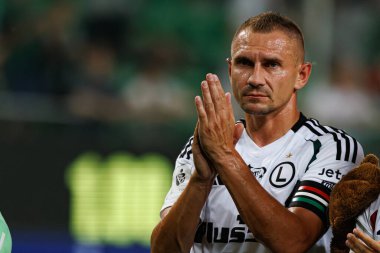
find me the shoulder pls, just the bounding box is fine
[295,115,364,164]
[178,136,194,161]
[174,136,195,178]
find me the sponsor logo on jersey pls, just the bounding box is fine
[248,164,267,180]
[269,162,295,188]
[318,168,343,180]
[194,215,257,244]
[321,180,335,190]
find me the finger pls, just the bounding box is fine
[354,228,380,251]
[200,80,216,121]
[192,122,206,159]
[213,73,227,99]
[225,92,236,123]
[195,95,208,127]
[192,122,214,183]
[193,121,199,141]
[206,73,226,115]
[347,233,372,253]
[233,122,244,146]
[192,122,200,152]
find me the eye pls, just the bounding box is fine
[235,57,254,67]
[264,60,280,68]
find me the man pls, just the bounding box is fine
[151,12,364,252]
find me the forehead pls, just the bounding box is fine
[231,29,298,59]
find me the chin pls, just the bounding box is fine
[242,105,274,116]
[244,108,271,116]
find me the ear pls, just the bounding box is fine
[361,154,379,166]
[226,57,233,88]
[294,62,312,90]
[227,57,232,79]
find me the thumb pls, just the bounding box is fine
[233,122,244,146]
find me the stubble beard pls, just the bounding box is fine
[241,102,275,116]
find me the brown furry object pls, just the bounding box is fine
[329,154,380,253]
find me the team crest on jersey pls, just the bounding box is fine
[176,169,186,186]
[248,164,267,180]
[269,162,295,188]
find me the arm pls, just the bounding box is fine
[151,86,245,253]
[347,228,380,253]
[194,73,324,252]
[211,150,323,252]
[150,123,215,253]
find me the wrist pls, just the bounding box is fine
[207,148,236,167]
[211,149,241,173]
[191,171,215,187]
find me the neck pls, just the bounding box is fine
[245,97,300,147]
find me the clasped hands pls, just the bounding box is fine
[192,73,243,183]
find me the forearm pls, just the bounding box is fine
[151,173,213,253]
[214,151,319,252]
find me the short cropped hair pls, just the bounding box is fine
[232,12,305,62]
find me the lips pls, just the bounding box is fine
[244,93,267,97]
[242,91,269,100]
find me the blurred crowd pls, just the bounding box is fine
[0,0,379,131]
[0,0,230,124]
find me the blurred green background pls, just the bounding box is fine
[0,0,379,252]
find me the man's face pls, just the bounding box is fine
[229,29,306,115]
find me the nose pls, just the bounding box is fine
[247,65,265,87]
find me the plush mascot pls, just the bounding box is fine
[329,154,380,253]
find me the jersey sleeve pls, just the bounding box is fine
[289,135,364,227]
[160,136,195,214]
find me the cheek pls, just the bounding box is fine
[274,70,297,90]
[271,72,297,99]
[230,71,244,99]
[231,68,250,86]
[272,69,289,79]
[231,69,242,84]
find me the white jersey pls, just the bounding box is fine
[354,196,380,251]
[162,114,364,253]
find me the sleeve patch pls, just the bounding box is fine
[289,180,331,226]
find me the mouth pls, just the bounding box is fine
[243,93,268,99]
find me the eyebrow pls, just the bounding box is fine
[234,56,253,63]
[233,55,283,64]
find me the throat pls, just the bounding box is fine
[245,112,300,147]
[246,128,289,147]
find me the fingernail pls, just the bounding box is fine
[225,92,231,103]
[213,74,218,81]
[201,81,208,88]
[206,73,213,81]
